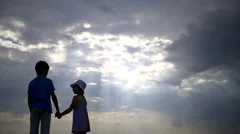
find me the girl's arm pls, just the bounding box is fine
[60,96,77,117]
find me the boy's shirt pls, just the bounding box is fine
[28,77,55,113]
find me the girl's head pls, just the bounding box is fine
[72,85,84,95]
[70,79,87,95]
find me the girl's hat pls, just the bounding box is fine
[70,79,87,92]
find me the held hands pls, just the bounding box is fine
[55,111,62,119]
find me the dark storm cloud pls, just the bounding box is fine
[97,4,116,15]
[165,9,240,72]
[184,64,240,127]
[1,0,231,45]
[142,64,240,128]
[158,5,240,127]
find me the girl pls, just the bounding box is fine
[58,80,90,134]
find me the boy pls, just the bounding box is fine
[28,61,60,134]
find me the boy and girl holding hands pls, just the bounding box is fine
[28,61,90,134]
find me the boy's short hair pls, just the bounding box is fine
[35,61,49,75]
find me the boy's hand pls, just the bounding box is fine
[55,111,61,119]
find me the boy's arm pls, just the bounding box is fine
[60,96,77,117]
[51,91,60,113]
[28,95,32,112]
[27,82,33,112]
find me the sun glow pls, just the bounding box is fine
[66,31,174,92]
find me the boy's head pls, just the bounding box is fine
[35,61,49,76]
[71,80,87,95]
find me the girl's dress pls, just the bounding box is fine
[72,95,90,133]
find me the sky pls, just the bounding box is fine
[0,0,240,133]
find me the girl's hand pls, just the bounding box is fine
[55,112,61,119]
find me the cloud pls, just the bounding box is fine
[97,4,117,15]
[90,96,104,103]
[165,9,240,73]
[175,63,240,126]
[158,8,240,128]
[1,0,228,45]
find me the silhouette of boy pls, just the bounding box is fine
[28,61,60,134]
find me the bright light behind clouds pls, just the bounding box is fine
[83,23,91,29]
[68,31,174,92]
[47,42,66,63]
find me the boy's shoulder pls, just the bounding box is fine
[29,77,37,84]
[44,77,52,81]
[29,77,53,84]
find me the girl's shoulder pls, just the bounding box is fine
[74,95,85,99]
[74,95,87,107]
